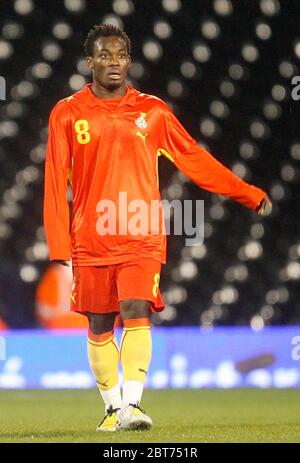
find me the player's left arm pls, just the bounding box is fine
[158,106,272,215]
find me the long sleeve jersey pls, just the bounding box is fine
[44,83,266,265]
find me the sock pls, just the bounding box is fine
[120,317,151,407]
[87,329,122,412]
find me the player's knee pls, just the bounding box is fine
[120,299,151,319]
[87,312,117,335]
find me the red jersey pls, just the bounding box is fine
[44,84,266,265]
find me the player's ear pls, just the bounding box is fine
[87,57,94,70]
[127,55,132,68]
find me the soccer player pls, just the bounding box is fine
[44,24,272,432]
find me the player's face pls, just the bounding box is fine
[87,36,131,91]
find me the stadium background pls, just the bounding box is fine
[0,0,300,391]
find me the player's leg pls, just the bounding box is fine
[118,299,153,430]
[115,258,164,430]
[120,299,151,407]
[71,266,122,432]
[87,312,122,405]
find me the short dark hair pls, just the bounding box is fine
[84,23,131,57]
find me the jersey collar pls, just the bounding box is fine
[82,83,137,108]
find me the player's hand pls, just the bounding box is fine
[52,259,71,266]
[256,195,272,216]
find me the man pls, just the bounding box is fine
[44,24,272,432]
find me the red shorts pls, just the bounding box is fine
[70,258,164,315]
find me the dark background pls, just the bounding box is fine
[0,0,299,328]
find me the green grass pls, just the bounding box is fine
[0,389,299,442]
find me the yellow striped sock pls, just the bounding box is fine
[120,318,152,384]
[87,330,120,392]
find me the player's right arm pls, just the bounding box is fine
[44,101,72,261]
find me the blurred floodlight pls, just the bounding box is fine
[209,204,225,220]
[213,0,233,16]
[77,58,90,76]
[32,62,52,79]
[224,265,248,282]
[64,0,86,12]
[102,14,124,28]
[21,166,40,183]
[162,0,181,13]
[220,80,235,98]
[0,40,13,60]
[32,242,49,260]
[286,262,300,280]
[158,305,177,321]
[167,183,183,199]
[199,117,218,138]
[213,286,238,304]
[0,121,19,139]
[52,22,73,40]
[250,223,265,239]
[36,226,46,241]
[190,244,207,260]
[239,141,259,160]
[289,244,300,259]
[201,310,214,327]
[266,288,289,304]
[250,315,264,331]
[239,241,263,260]
[228,63,244,80]
[241,43,259,63]
[0,223,12,240]
[263,100,282,120]
[30,144,46,163]
[20,264,39,283]
[180,61,197,79]
[167,79,184,98]
[165,286,187,304]
[270,183,286,201]
[290,143,300,160]
[279,61,295,79]
[113,0,134,15]
[255,22,272,40]
[201,20,220,40]
[250,119,270,139]
[153,20,172,39]
[271,84,287,101]
[179,261,198,280]
[294,40,300,59]
[14,0,34,15]
[13,81,35,99]
[260,0,280,16]
[193,43,211,63]
[260,305,274,319]
[204,223,214,238]
[142,40,163,61]
[42,42,62,61]
[210,100,229,119]
[6,102,25,118]
[281,165,297,182]
[232,162,248,179]
[2,22,24,39]
[0,203,22,219]
[69,74,86,91]
[128,62,145,79]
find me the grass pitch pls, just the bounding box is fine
[0,389,299,443]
